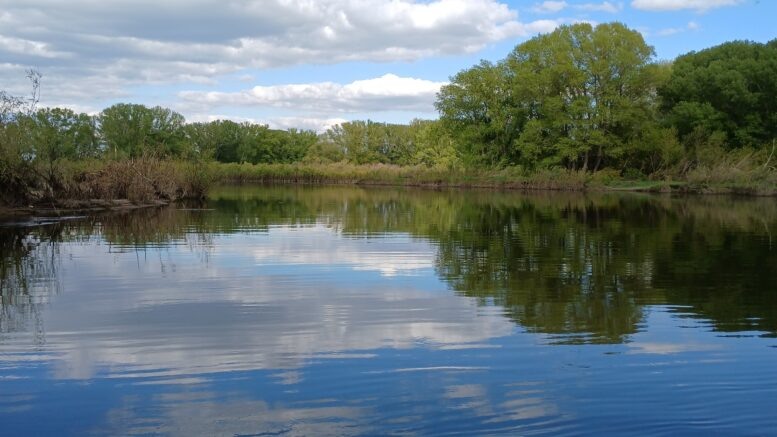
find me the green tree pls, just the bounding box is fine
[99,104,186,158]
[660,40,777,149]
[27,108,99,161]
[411,119,460,169]
[509,22,659,170]
[438,23,662,171]
[436,60,518,166]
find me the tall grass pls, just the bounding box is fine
[1,158,211,208]
[678,142,777,195]
[208,162,598,191]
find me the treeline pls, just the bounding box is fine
[2,22,777,206]
[0,102,454,167]
[0,103,320,163]
[437,23,777,177]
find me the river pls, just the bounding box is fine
[1,185,776,435]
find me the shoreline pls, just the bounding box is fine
[3,163,775,221]
[207,162,777,197]
[3,179,774,222]
[0,199,170,222]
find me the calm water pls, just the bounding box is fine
[1,186,776,436]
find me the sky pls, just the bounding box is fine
[0,0,774,132]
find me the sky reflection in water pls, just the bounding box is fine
[1,186,776,435]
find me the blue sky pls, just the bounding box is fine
[0,0,774,131]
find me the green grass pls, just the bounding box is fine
[207,162,597,191]
[5,158,777,215]
[206,161,777,196]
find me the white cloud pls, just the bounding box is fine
[653,21,703,37]
[0,0,560,105]
[268,117,349,133]
[531,1,568,13]
[577,2,624,13]
[185,114,346,133]
[0,35,70,58]
[627,342,721,355]
[531,1,622,14]
[179,74,447,115]
[656,27,683,36]
[631,0,743,12]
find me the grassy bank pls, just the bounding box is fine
[4,159,776,220]
[207,162,777,195]
[209,162,598,191]
[0,158,211,216]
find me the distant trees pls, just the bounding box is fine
[99,104,187,158]
[309,119,459,168]
[185,120,317,164]
[27,108,100,161]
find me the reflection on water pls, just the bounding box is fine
[1,186,776,435]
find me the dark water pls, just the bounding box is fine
[2,186,777,436]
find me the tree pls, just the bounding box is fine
[436,60,519,166]
[660,40,777,148]
[437,23,662,171]
[411,119,460,169]
[26,108,99,162]
[0,69,44,204]
[99,103,186,158]
[510,22,659,170]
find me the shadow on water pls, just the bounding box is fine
[2,185,776,344]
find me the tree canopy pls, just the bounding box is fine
[437,22,672,171]
[659,39,777,148]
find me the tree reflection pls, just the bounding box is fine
[0,225,63,343]
[2,186,776,343]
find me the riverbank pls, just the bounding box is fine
[0,199,170,221]
[208,162,777,196]
[3,160,775,221]
[0,158,211,219]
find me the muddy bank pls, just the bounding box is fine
[0,199,170,224]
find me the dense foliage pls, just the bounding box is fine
[438,23,776,175]
[660,40,777,149]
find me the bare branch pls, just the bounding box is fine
[25,68,43,115]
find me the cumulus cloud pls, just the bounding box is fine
[631,0,743,12]
[577,2,624,13]
[268,117,350,133]
[0,0,559,104]
[653,21,703,37]
[531,1,623,14]
[532,1,569,13]
[186,113,348,133]
[179,74,447,116]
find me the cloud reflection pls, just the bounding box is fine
[0,225,513,382]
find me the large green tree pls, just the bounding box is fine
[660,40,777,149]
[435,60,519,166]
[438,23,664,171]
[99,104,186,158]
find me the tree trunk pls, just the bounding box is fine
[593,145,603,172]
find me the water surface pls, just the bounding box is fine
[1,186,776,435]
